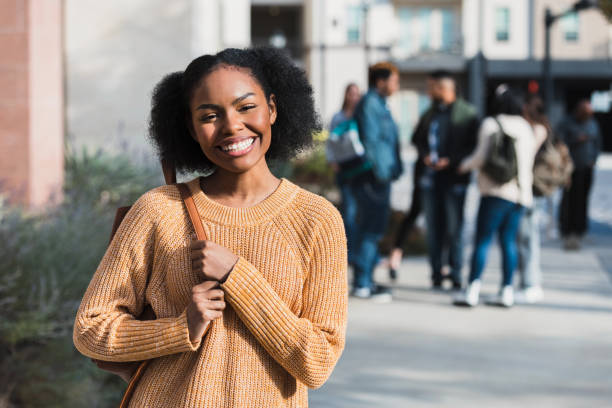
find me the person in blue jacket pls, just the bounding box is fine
[350,62,403,301]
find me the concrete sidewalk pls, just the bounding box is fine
[311,243,612,407]
[310,157,612,408]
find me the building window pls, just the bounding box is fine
[562,12,579,42]
[495,7,510,42]
[398,7,456,55]
[398,8,413,54]
[347,6,363,44]
[440,9,455,51]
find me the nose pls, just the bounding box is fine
[221,109,244,135]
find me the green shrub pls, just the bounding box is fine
[0,147,160,407]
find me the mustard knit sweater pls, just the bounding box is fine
[73,177,348,408]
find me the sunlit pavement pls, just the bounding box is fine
[310,153,612,408]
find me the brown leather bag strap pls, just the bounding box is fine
[161,158,177,185]
[177,183,207,241]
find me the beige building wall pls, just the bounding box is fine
[533,0,611,60]
[0,0,64,208]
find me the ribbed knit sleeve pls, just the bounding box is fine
[73,191,200,362]
[221,204,348,389]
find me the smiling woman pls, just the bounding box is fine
[73,47,348,408]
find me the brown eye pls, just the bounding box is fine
[239,104,256,112]
[200,113,217,122]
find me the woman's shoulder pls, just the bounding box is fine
[286,181,343,230]
[129,184,183,218]
[484,115,531,138]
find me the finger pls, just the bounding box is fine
[190,240,207,250]
[205,310,224,320]
[204,300,226,310]
[199,280,221,290]
[206,289,225,300]
[191,281,219,296]
[190,248,205,260]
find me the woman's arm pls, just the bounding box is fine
[221,207,348,389]
[458,118,494,174]
[73,191,201,362]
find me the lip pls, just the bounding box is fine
[216,136,258,157]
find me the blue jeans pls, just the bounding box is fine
[518,201,543,288]
[338,178,358,265]
[469,196,525,287]
[351,175,391,290]
[421,174,467,283]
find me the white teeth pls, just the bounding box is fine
[221,138,255,152]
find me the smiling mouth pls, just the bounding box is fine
[218,137,257,156]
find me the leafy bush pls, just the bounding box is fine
[0,148,160,407]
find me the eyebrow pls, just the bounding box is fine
[195,92,256,110]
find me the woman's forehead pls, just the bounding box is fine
[193,66,264,102]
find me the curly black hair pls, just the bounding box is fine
[148,47,321,174]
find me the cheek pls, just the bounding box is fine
[194,123,217,147]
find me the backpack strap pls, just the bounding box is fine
[160,158,205,240]
[161,158,177,185]
[177,183,207,241]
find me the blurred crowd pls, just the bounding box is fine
[326,62,602,307]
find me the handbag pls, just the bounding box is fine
[93,159,207,408]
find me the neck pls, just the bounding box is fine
[343,107,355,117]
[201,159,280,207]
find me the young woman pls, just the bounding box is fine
[73,47,348,407]
[327,83,362,265]
[454,85,545,308]
[516,94,550,303]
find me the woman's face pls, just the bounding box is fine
[346,85,361,110]
[189,66,277,174]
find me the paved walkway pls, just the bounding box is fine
[310,155,612,407]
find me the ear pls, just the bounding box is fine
[268,94,277,125]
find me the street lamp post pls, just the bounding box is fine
[542,0,598,117]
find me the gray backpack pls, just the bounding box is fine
[482,117,518,185]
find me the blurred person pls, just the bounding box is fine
[454,85,545,308]
[557,99,602,250]
[326,83,363,265]
[516,93,566,304]
[351,62,402,300]
[387,77,437,281]
[73,47,347,407]
[412,70,479,290]
[516,93,548,304]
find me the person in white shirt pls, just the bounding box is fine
[454,85,546,307]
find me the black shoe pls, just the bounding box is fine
[370,285,392,303]
[452,281,462,290]
[432,280,443,290]
[389,268,397,282]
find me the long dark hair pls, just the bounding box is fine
[148,47,321,173]
[341,83,359,111]
[492,84,525,116]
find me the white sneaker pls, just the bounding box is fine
[351,287,371,299]
[453,280,480,307]
[487,285,514,307]
[515,286,544,304]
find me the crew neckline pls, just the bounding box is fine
[185,177,299,226]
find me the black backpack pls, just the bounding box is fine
[482,117,518,185]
